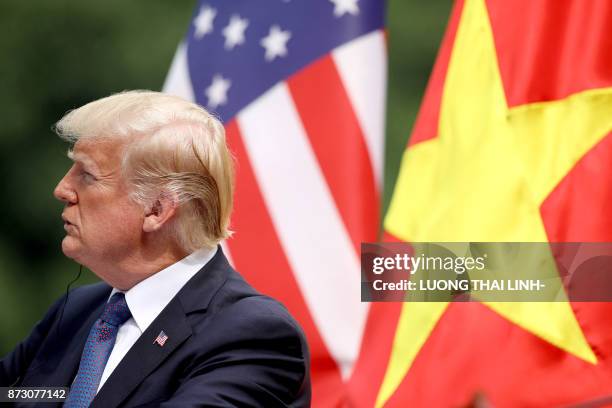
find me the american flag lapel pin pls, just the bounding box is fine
[153,330,169,347]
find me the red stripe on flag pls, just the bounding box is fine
[287,55,380,253]
[224,119,345,406]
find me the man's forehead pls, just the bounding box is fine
[69,139,125,167]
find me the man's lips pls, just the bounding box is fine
[61,215,77,230]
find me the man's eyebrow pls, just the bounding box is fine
[66,149,99,171]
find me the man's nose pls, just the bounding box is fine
[54,175,77,204]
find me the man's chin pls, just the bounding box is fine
[61,237,84,262]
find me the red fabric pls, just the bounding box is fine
[384,302,612,407]
[346,302,404,408]
[541,132,612,242]
[225,120,345,406]
[408,0,465,147]
[383,0,612,405]
[288,56,380,253]
[486,0,612,107]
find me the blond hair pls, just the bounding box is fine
[54,90,234,251]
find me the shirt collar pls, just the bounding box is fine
[110,246,217,332]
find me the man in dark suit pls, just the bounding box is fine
[0,91,310,407]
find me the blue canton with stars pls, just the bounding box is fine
[185,0,385,122]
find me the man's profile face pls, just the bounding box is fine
[54,138,145,272]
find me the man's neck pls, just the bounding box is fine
[91,243,189,291]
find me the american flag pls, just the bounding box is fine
[163,0,387,404]
[153,330,169,347]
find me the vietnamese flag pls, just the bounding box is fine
[378,0,612,406]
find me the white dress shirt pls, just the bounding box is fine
[96,246,217,392]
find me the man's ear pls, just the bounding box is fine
[143,193,178,233]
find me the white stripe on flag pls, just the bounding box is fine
[238,83,368,378]
[163,42,196,102]
[332,31,387,190]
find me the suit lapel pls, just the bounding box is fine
[175,246,232,315]
[91,248,233,407]
[91,298,192,408]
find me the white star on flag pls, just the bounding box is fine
[163,0,388,395]
[260,25,291,61]
[204,74,231,109]
[329,0,360,17]
[222,15,249,50]
[193,5,216,39]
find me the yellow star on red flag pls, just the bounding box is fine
[378,0,612,405]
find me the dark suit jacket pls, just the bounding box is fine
[1,248,311,407]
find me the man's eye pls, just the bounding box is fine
[81,171,96,182]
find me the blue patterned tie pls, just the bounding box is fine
[64,292,132,408]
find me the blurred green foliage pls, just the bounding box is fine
[0,1,451,354]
